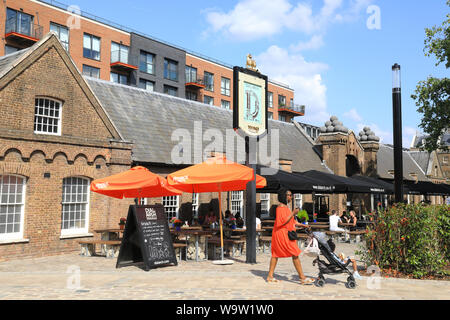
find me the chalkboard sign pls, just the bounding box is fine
[116,204,177,271]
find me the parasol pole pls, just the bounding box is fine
[218,183,224,260]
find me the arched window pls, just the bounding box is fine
[61,177,90,236]
[34,97,62,135]
[0,175,26,240]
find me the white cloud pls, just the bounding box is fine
[290,35,325,51]
[343,108,362,122]
[203,0,373,41]
[255,45,329,124]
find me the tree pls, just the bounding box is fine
[411,1,450,152]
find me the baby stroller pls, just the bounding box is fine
[305,231,357,289]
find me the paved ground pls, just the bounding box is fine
[0,241,448,300]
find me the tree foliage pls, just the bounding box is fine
[412,1,450,152]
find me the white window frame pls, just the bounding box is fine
[221,77,230,96]
[268,92,273,108]
[50,22,69,51]
[162,195,179,222]
[231,191,243,218]
[221,100,230,109]
[61,176,90,236]
[260,193,270,218]
[192,193,199,218]
[294,194,302,210]
[34,97,62,136]
[0,175,26,241]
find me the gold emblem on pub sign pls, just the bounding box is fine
[246,54,258,72]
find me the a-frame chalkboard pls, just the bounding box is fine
[116,204,177,271]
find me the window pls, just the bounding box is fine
[204,72,214,91]
[185,66,197,83]
[163,196,179,222]
[204,95,214,106]
[221,77,230,96]
[294,194,302,210]
[164,58,178,81]
[278,95,286,107]
[290,98,294,107]
[0,175,26,240]
[50,22,69,51]
[34,98,62,135]
[83,33,100,60]
[192,193,199,218]
[268,111,273,120]
[231,191,243,217]
[61,177,90,236]
[139,51,155,74]
[110,72,128,85]
[221,100,230,109]
[279,115,286,122]
[268,92,273,108]
[111,42,129,64]
[260,193,270,216]
[5,45,19,55]
[443,156,448,164]
[164,85,178,97]
[186,90,197,101]
[306,127,312,137]
[139,79,154,91]
[82,65,100,78]
[6,8,33,37]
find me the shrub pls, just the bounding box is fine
[357,203,449,278]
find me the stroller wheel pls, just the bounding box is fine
[345,280,356,289]
[315,278,325,287]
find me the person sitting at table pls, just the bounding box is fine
[224,210,234,227]
[234,212,244,228]
[341,210,349,223]
[329,210,345,232]
[204,208,217,226]
[347,210,358,231]
[255,211,261,230]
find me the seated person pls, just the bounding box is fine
[348,210,358,231]
[329,210,345,232]
[204,209,217,226]
[341,210,349,223]
[234,212,244,228]
[255,211,261,230]
[224,210,235,227]
[338,252,362,280]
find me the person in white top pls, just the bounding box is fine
[329,210,345,232]
[255,211,261,230]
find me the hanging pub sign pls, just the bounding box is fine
[233,61,268,138]
[116,204,177,271]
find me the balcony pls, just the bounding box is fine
[185,77,206,90]
[110,50,137,72]
[278,103,305,116]
[5,17,43,48]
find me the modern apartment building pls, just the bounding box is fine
[1,0,304,121]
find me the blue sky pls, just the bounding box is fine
[68,0,448,147]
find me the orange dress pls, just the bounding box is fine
[271,206,301,258]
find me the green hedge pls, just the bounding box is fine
[357,204,449,278]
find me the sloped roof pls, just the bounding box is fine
[377,144,429,181]
[409,151,431,174]
[86,77,327,172]
[0,47,32,79]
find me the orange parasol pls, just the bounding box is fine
[167,155,266,263]
[90,166,182,200]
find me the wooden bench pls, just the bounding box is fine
[172,242,188,261]
[78,240,121,258]
[208,238,246,258]
[325,230,347,242]
[259,236,272,253]
[348,230,366,243]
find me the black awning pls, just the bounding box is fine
[298,170,387,193]
[404,180,450,195]
[350,175,395,194]
[256,166,335,193]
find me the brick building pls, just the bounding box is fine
[1,0,301,121]
[0,33,133,261]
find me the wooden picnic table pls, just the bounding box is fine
[94,228,124,241]
[170,229,214,261]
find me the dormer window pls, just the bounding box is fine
[34,98,62,135]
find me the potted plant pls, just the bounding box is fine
[118,217,126,230]
[229,217,237,229]
[313,212,318,223]
[296,210,309,225]
[170,217,183,231]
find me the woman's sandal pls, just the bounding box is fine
[266,277,281,283]
[300,278,315,285]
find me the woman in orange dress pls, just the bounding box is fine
[267,188,314,284]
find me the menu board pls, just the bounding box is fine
[116,205,177,270]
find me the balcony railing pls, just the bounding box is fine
[278,103,305,115]
[110,50,137,71]
[5,17,43,42]
[185,76,205,89]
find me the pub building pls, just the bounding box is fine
[0,34,448,261]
